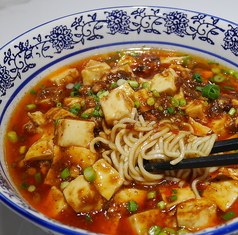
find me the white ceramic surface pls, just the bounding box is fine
[0,2,238,235]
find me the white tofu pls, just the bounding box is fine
[44,145,62,185]
[160,56,186,64]
[63,97,85,108]
[203,180,238,211]
[93,159,124,200]
[158,185,195,209]
[117,82,135,98]
[150,68,178,95]
[81,60,111,85]
[27,111,46,126]
[66,146,98,168]
[177,198,218,231]
[45,186,68,217]
[111,64,135,77]
[189,117,212,135]
[45,107,77,121]
[127,209,161,234]
[63,175,104,213]
[133,88,152,112]
[54,119,95,147]
[117,54,137,67]
[185,101,207,120]
[208,114,233,135]
[23,133,54,162]
[100,87,134,126]
[50,68,79,86]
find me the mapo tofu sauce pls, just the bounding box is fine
[5,48,238,235]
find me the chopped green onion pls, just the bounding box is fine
[28,185,36,192]
[111,82,118,88]
[178,110,186,115]
[192,73,202,83]
[148,225,161,235]
[214,74,226,83]
[130,51,138,57]
[142,82,151,89]
[56,102,62,108]
[54,118,61,126]
[167,107,175,114]
[171,97,179,107]
[228,69,235,75]
[127,200,138,212]
[20,182,29,188]
[161,227,177,235]
[35,172,42,184]
[147,191,156,199]
[61,168,70,179]
[60,181,69,190]
[69,103,81,115]
[92,94,99,102]
[152,89,160,97]
[91,110,100,117]
[97,90,109,99]
[147,97,155,106]
[85,214,93,222]
[202,84,220,99]
[228,107,236,116]
[73,82,81,90]
[30,90,37,94]
[70,91,79,97]
[222,211,236,221]
[179,98,187,106]
[117,79,127,86]
[87,90,94,96]
[223,86,235,90]
[177,229,190,234]
[19,146,26,154]
[7,131,18,143]
[211,67,221,74]
[81,113,90,118]
[83,166,96,182]
[98,109,104,117]
[234,72,238,79]
[183,56,194,68]
[157,201,166,210]
[26,104,37,110]
[157,106,163,111]
[172,189,178,194]
[195,86,203,92]
[167,195,177,202]
[134,101,140,108]
[128,80,139,88]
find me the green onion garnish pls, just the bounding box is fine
[128,80,139,88]
[192,73,203,83]
[223,86,235,90]
[228,107,236,116]
[167,107,175,114]
[83,166,96,183]
[148,225,161,235]
[214,74,226,83]
[147,97,155,106]
[222,211,236,221]
[7,131,18,143]
[202,84,220,99]
[142,82,151,89]
[127,200,138,212]
[167,195,177,202]
[171,97,179,107]
[61,168,70,179]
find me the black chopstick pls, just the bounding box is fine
[144,138,238,172]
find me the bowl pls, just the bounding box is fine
[1,6,238,235]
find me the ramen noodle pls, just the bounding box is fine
[5,48,238,234]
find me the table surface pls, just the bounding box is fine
[0,0,237,234]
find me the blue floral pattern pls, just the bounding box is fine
[223,24,238,56]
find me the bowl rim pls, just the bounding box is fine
[1,5,238,235]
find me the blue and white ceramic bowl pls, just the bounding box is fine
[0,6,238,235]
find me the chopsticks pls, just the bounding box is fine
[144,138,238,172]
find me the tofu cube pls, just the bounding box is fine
[44,186,68,217]
[150,68,178,95]
[177,198,218,231]
[100,88,134,126]
[45,107,77,121]
[185,101,206,120]
[63,175,104,213]
[127,209,161,234]
[133,88,152,112]
[23,133,54,162]
[50,68,79,86]
[203,180,238,211]
[189,117,211,135]
[63,97,85,108]
[81,60,111,85]
[158,185,195,209]
[117,82,135,98]
[109,188,147,213]
[54,119,95,147]
[111,64,135,77]
[66,146,98,168]
[93,159,124,200]
[27,111,46,126]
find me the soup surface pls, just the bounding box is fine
[5,48,238,235]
